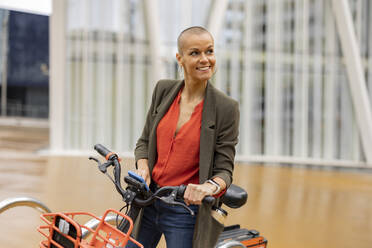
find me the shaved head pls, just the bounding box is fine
[177,26,213,54]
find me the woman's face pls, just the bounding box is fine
[176,32,216,84]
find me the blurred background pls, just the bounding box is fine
[1,0,372,247]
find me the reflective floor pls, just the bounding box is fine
[1,126,372,247]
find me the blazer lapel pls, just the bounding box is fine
[199,82,216,183]
[148,81,184,170]
[153,81,183,126]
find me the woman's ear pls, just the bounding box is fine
[176,53,182,65]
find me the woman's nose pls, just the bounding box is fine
[200,53,208,63]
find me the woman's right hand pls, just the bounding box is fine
[136,159,151,186]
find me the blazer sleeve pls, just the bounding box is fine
[134,82,159,167]
[212,100,240,187]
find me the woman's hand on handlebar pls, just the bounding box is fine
[136,159,151,186]
[183,183,216,205]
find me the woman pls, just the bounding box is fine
[130,26,240,248]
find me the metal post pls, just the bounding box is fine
[331,0,372,164]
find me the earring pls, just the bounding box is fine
[178,65,184,79]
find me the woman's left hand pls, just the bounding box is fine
[183,183,216,205]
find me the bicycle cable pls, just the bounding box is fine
[116,204,129,228]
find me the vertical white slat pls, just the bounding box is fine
[208,0,228,92]
[215,50,227,93]
[87,30,97,149]
[71,0,85,149]
[351,0,363,161]
[264,0,283,155]
[340,0,360,161]
[62,0,70,149]
[114,0,131,152]
[105,28,114,147]
[241,0,254,155]
[367,0,372,161]
[229,0,240,102]
[311,0,324,158]
[355,0,362,46]
[254,1,265,155]
[72,29,83,149]
[131,1,147,149]
[293,0,302,156]
[91,29,99,146]
[273,0,284,156]
[96,3,108,145]
[323,0,337,159]
[340,0,354,161]
[214,52,221,90]
[207,0,229,41]
[264,0,274,155]
[368,0,372,112]
[301,0,309,157]
[50,0,66,151]
[340,67,353,160]
[64,33,71,149]
[144,0,164,99]
[133,41,146,148]
[100,0,114,148]
[66,24,73,149]
[293,0,309,157]
[281,2,292,156]
[332,0,372,163]
[169,57,177,80]
[361,0,369,56]
[80,0,91,150]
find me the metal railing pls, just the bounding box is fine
[0,196,51,214]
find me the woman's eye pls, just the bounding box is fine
[207,49,214,54]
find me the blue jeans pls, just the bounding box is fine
[126,199,199,248]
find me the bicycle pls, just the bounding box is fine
[34,144,267,248]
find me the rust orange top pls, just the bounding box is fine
[152,89,204,186]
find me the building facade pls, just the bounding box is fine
[0,9,49,118]
[50,0,372,167]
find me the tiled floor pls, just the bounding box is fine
[0,125,48,247]
[1,125,372,247]
[0,125,48,156]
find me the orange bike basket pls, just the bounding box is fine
[38,209,143,248]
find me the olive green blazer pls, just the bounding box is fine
[134,79,240,247]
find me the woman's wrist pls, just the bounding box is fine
[137,159,149,169]
[136,159,151,185]
[205,179,220,195]
[211,177,226,191]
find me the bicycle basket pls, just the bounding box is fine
[38,208,143,248]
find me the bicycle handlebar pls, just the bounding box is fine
[129,183,215,207]
[94,144,112,158]
[92,144,216,214]
[93,144,124,196]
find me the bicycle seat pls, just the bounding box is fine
[221,184,248,209]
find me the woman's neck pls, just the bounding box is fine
[182,79,207,102]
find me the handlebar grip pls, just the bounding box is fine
[94,144,111,158]
[202,196,216,205]
[177,185,216,205]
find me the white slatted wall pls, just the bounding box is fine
[60,0,372,166]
